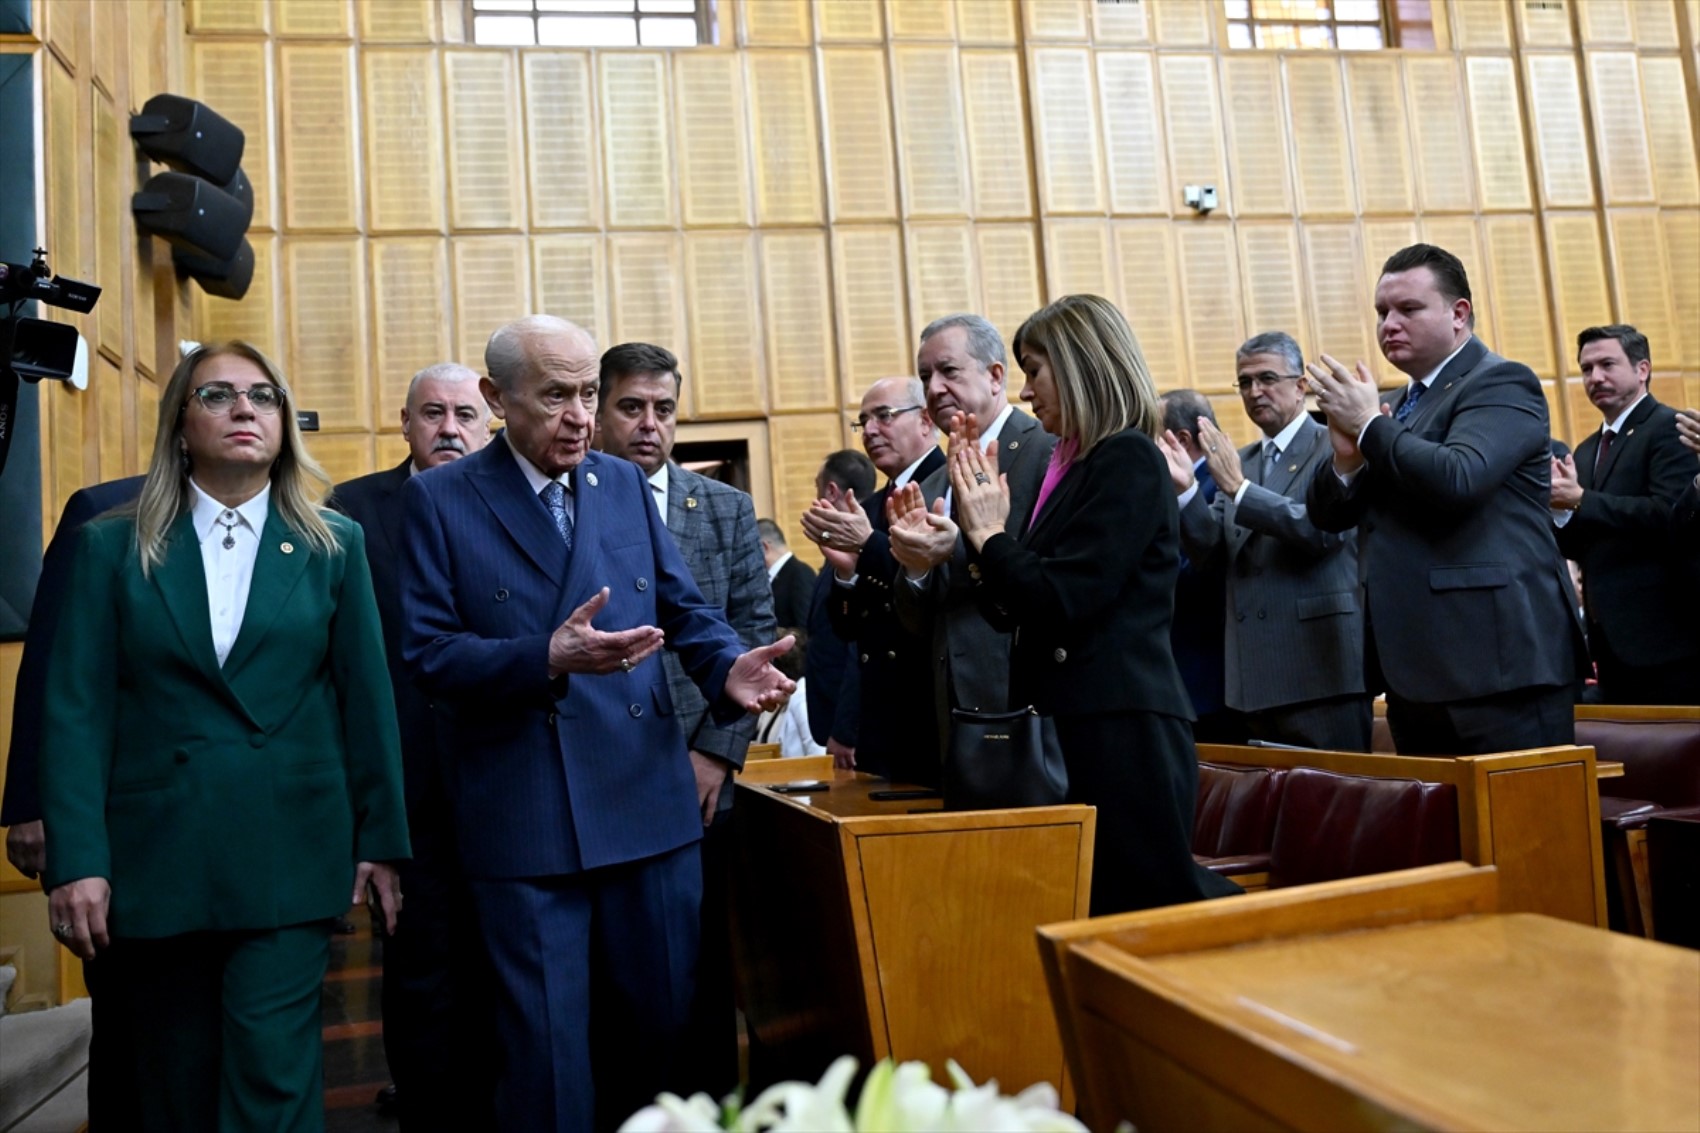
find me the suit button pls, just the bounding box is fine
[173,750,189,765]
[495,588,509,602]
[547,712,557,725]
[968,564,981,580]
[886,651,896,660]
[629,704,644,718]
[1258,610,1267,620]
[249,733,267,748]
[1053,648,1068,663]
[1237,613,1246,622]
[636,578,649,591]
[859,653,869,663]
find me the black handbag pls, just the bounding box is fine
[943,705,1068,811]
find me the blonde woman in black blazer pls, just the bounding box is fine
[906,295,1239,915]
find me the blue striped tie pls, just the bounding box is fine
[1394,381,1427,423]
[540,481,573,552]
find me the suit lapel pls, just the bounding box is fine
[469,434,571,582]
[1022,455,1089,545]
[1400,336,1488,425]
[222,508,311,678]
[152,511,229,693]
[369,460,409,563]
[554,451,606,619]
[664,462,698,551]
[1593,396,1655,489]
[1264,419,1319,497]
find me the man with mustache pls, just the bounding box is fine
[1550,326,1698,705]
[331,362,495,1126]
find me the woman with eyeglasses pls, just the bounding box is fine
[894,295,1241,915]
[38,341,408,1130]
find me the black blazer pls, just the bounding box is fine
[803,567,859,748]
[975,429,1194,721]
[2,475,145,827]
[769,553,816,630]
[1557,396,1699,668]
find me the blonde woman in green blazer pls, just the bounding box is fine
[39,341,410,1132]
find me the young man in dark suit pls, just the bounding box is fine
[1306,244,1585,755]
[758,518,815,630]
[1549,327,1699,704]
[331,362,495,1127]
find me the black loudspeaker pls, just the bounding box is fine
[128,94,245,183]
[173,240,255,301]
[131,171,253,262]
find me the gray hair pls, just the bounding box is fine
[1159,388,1215,437]
[919,313,1007,369]
[485,315,594,391]
[756,518,786,547]
[1236,331,1304,376]
[406,362,482,409]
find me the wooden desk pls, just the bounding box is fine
[1041,864,1700,1133]
[1597,759,1624,779]
[732,771,1094,1101]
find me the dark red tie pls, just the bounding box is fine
[1594,429,1614,479]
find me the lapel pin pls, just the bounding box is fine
[1444,382,1454,390]
[280,542,294,555]
[1288,464,1298,473]
[585,472,598,487]
[1626,428,1635,436]
[1009,441,1019,450]
[686,497,698,509]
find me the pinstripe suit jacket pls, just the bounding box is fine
[1177,415,1364,714]
[400,435,746,878]
[656,463,776,775]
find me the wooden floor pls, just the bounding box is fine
[321,907,395,1133]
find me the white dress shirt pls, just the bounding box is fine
[510,444,575,522]
[189,480,270,667]
[767,550,793,583]
[646,462,670,519]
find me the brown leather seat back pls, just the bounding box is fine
[1576,719,1700,809]
[1194,763,1288,858]
[1268,767,1460,889]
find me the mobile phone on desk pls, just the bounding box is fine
[868,788,942,801]
[771,780,830,794]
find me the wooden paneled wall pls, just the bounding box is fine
[1,0,187,1001]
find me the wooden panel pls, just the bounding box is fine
[359,0,436,42]
[1641,58,1700,206]
[1042,220,1114,301]
[832,225,910,401]
[95,355,124,480]
[1465,56,1533,211]
[92,94,124,362]
[955,0,1017,44]
[1543,214,1613,369]
[1149,0,1212,44]
[1360,220,1419,289]
[363,49,445,232]
[770,414,848,551]
[445,51,524,230]
[817,0,882,41]
[1303,224,1373,370]
[685,233,766,416]
[44,60,79,299]
[451,237,531,371]
[1177,226,1246,391]
[1663,211,1700,369]
[1630,0,1681,46]
[275,0,351,37]
[370,238,452,414]
[905,223,979,336]
[977,224,1043,365]
[962,50,1033,219]
[44,0,87,75]
[134,233,158,379]
[608,234,689,382]
[91,0,117,101]
[1579,0,1635,41]
[1286,58,1355,217]
[821,49,898,222]
[1607,210,1685,368]
[747,51,824,225]
[761,232,837,411]
[1515,0,1573,45]
[598,53,675,228]
[1345,58,1415,215]
[1404,57,1475,212]
[187,0,266,34]
[191,40,274,233]
[532,234,609,349]
[304,433,375,486]
[136,374,161,470]
[1159,55,1229,216]
[1419,216,1490,341]
[130,0,161,119]
[526,53,601,229]
[1523,53,1595,208]
[1484,765,1599,926]
[1093,52,1165,217]
[1113,223,1187,391]
[284,239,371,428]
[739,0,812,45]
[1220,56,1293,218]
[1030,47,1105,215]
[49,381,87,518]
[198,234,280,359]
[887,0,953,38]
[1022,0,1090,40]
[893,45,970,218]
[279,44,359,231]
[1237,224,1307,353]
[675,53,753,227]
[1093,0,1149,43]
[1583,52,1652,205]
[1482,215,1555,378]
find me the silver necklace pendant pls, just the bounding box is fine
[217,511,239,550]
[222,531,236,550]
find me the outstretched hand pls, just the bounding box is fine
[548,587,665,677]
[725,635,799,713]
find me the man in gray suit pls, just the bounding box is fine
[885,313,1057,757]
[595,341,776,1096]
[1158,333,1369,751]
[1306,244,1584,755]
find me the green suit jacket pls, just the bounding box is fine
[40,507,410,939]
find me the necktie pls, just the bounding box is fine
[1594,429,1615,479]
[540,480,573,551]
[1262,441,1279,481]
[1394,381,1427,423]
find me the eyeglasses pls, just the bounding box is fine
[188,382,286,415]
[1235,372,1303,393]
[851,405,924,432]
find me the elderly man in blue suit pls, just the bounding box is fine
[400,315,794,1132]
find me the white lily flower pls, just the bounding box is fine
[617,1091,724,1133]
[738,1055,857,1132]
[855,1058,950,1131]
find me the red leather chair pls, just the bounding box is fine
[1266,767,1460,889]
[1193,763,1288,877]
